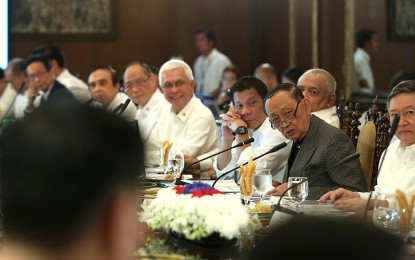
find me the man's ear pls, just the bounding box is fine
[327,93,336,107]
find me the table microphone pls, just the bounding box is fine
[362,115,400,223]
[119,99,131,115]
[211,140,290,188]
[174,137,255,185]
[274,152,361,213]
[112,103,124,114]
[0,81,25,127]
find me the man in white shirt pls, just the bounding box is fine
[353,29,379,95]
[214,76,290,184]
[149,59,220,178]
[320,80,415,211]
[88,66,137,122]
[123,61,169,166]
[32,45,92,103]
[298,68,339,128]
[193,28,231,98]
[5,58,31,118]
[0,68,17,120]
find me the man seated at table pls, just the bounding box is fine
[320,80,415,211]
[0,103,144,260]
[123,61,169,166]
[88,65,137,122]
[5,58,30,118]
[31,44,92,103]
[214,76,290,184]
[148,59,220,178]
[264,83,367,199]
[297,68,339,128]
[24,55,77,114]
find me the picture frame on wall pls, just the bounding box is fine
[387,0,415,42]
[10,0,116,40]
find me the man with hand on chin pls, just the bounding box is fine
[264,83,366,200]
[214,76,290,184]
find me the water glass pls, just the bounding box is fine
[287,177,308,207]
[167,151,185,180]
[253,169,272,202]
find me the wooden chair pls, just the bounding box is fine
[356,121,376,191]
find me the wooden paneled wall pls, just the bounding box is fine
[9,0,415,95]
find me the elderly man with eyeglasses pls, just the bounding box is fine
[147,59,220,178]
[264,83,367,200]
[123,61,169,166]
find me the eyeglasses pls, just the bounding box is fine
[269,99,302,129]
[28,71,48,81]
[162,80,189,89]
[124,75,151,90]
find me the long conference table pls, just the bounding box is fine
[133,169,415,260]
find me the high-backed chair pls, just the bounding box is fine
[356,121,376,191]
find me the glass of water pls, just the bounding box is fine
[287,177,308,207]
[373,192,400,234]
[167,151,185,180]
[253,169,272,202]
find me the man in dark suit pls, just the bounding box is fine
[24,54,76,114]
[265,83,367,199]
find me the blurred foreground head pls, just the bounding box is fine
[0,102,144,260]
[249,216,404,260]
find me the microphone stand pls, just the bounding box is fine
[119,99,131,116]
[174,137,255,185]
[112,103,124,114]
[362,115,400,223]
[211,140,290,187]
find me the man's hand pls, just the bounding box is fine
[216,111,247,142]
[332,198,368,212]
[266,182,288,196]
[319,188,360,203]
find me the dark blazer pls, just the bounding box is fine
[284,115,367,199]
[41,80,77,105]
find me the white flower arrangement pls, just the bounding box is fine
[139,182,261,241]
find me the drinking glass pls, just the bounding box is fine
[374,192,399,231]
[253,169,272,202]
[287,177,308,207]
[167,151,185,180]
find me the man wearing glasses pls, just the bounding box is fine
[123,61,169,166]
[24,55,76,114]
[88,66,137,122]
[265,83,366,199]
[148,59,220,178]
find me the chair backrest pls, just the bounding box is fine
[356,121,376,191]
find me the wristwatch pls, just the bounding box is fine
[233,126,248,136]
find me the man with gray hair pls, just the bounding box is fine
[297,68,339,128]
[148,59,220,177]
